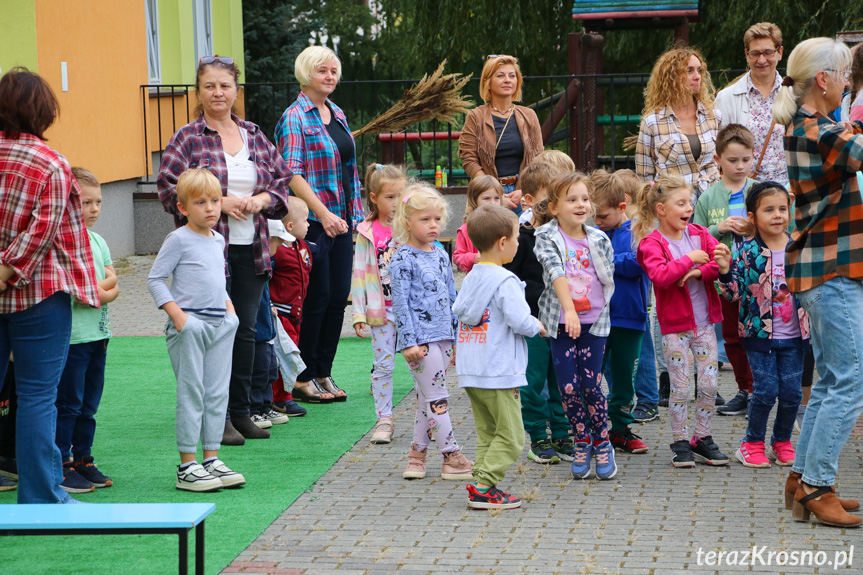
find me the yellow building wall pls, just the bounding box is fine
[0,0,38,74]
[36,0,148,183]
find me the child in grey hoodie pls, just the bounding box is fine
[453,205,545,510]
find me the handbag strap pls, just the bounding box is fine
[752,119,776,175]
[494,112,513,152]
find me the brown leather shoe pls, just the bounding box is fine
[785,471,859,511]
[231,415,270,439]
[792,484,862,527]
[221,419,245,446]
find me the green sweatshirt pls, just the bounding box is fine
[692,177,756,248]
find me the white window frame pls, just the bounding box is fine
[145,0,161,84]
[193,0,214,63]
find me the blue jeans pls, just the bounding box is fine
[743,338,803,444]
[715,323,729,363]
[55,338,109,460]
[502,182,522,217]
[793,277,863,487]
[0,292,73,503]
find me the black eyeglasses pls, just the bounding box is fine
[199,56,234,65]
[746,48,780,59]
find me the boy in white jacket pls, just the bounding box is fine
[453,205,546,510]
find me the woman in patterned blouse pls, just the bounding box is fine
[636,47,721,201]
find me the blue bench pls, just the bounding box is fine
[0,502,215,575]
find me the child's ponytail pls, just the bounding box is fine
[631,174,689,245]
[364,163,408,221]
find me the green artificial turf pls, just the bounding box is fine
[0,336,414,575]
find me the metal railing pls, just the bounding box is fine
[141,70,748,182]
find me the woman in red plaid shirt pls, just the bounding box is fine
[0,68,99,503]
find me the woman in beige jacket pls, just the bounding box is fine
[458,55,543,212]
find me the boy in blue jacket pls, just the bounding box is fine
[453,205,545,510]
[590,172,650,454]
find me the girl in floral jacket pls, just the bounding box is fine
[715,181,808,470]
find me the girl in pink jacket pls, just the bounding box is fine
[634,175,729,470]
[351,164,408,444]
[453,176,504,271]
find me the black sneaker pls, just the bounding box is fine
[466,484,522,510]
[658,372,670,407]
[61,462,95,493]
[272,400,307,417]
[528,439,560,464]
[690,435,730,466]
[670,440,695,468]
[0,456,17,480]
[714,392,726,406]
[631,402,658,423]
[609,427,648,453]
[74,456,113,488]
[0,474,16,492]
[551,437,576,462]
[717,390,748,416]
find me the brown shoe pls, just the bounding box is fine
[792,484,862,527]
[441,450,474,481]
[785,471,860,511]
[221,419,245,446]
[231,415,270,439]
[403,447,427,479]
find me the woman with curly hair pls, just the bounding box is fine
[636,47,721,201]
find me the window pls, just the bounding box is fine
[193,0,213,62]
[145,0,161,84]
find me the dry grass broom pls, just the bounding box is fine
[352,60,473,138]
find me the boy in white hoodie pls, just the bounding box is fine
[453,205,546,510]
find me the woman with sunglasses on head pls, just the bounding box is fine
[458,55,544,214]
[273,46,362,404]
[715,22,787,187]
[774,37,863,528]
[158,55,298,445]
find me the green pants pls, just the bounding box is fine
[465,387,525,487]
[601,326,643,431]
[521,335,570,442]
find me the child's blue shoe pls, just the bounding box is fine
[594,440,618,480]
[570,441,593,480]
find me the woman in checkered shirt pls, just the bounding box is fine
[0,68,99,503]
[635,47,722,202]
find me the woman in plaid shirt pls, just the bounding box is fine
[636,47,722,200]
[774,38,863,528]
[0,69,99,503]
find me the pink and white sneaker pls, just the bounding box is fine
[735,441,770,468]
[767,440,795,466]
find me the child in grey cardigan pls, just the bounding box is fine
[147,168,244,493]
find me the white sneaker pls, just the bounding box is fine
[176,463,222,492]
[265,409,289,425]
[204,459,245,488]
[251,414,273,429]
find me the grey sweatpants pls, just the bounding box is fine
[166,313,239,452]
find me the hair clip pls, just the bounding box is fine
[649,181,656,187]
[402,194,411,203]
[375,164,384,170]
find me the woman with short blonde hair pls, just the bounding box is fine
[458,55,544,213]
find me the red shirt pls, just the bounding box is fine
[269,239,312,323]
[0,133,98,313]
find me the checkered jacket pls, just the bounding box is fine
[274,91,363,227]
[785,104,863,292]
[635,103,722,195]
[533,220,615,338]
[0,133,99,313]
[157,114,292,277]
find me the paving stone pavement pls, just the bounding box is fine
[110,256,862,574]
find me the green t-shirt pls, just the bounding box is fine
[70,230,112,344]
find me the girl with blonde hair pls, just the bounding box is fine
[389,183,473,481]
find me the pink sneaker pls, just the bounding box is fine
[767,440,795,466]
[735,441,770,468]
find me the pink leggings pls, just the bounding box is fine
[407,340,459,454]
